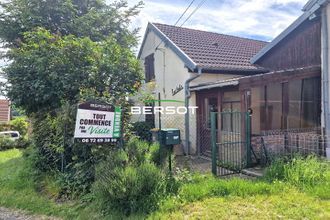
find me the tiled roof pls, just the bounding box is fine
[153,23,268,72]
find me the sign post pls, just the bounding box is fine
[74,102,121,144]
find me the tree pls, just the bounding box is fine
[0,0,143,47]
[0,0,144,195]
[5,28,142,114]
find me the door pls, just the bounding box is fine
[199,95,218,155]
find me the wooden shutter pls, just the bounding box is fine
[144,53,155,82]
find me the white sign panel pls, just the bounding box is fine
[74,102,121,144]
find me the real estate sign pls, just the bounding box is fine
[74,102,121,144]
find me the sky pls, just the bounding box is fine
[128,0,308,47]
[0,0,309,68]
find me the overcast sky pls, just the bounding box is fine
[129,0,307,47]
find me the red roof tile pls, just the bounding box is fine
[153,23,268,72]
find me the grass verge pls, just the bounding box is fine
[0,149,329,219]
[0,149,105,219]
[152,191,330,219]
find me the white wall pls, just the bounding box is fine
[138,29,243,155]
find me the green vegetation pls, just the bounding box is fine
[0,149,75,218]
[0,149,113,219]
[264,155,330,199]
[92,138,177,216]
[151,156,330,219]
[9,117,29,137]
[1,149,329,219]
[1,0,143,198]
[0,117,31,150]
[132,121,154,142]
[152,192,330,219]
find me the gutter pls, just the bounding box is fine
[321,6,330,159]
[190,80,239,91]
[185,67,202,155]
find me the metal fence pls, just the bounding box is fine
[135,111,328,175]
[251,128,327,165]
[155,114,196,155]
[211,111,252,176]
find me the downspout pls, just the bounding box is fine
[185,67,202,155]
[321,6,330,159]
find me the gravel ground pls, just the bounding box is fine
[0,207,59,220]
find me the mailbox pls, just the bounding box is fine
[159,128,181,146]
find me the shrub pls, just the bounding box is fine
[10,117,29,137]
[0,136,15,150]
[0,135,30,151]
[93,150,167,215]
[149,141,169,168]
[0,117,30,150]
[15,136,31,148]
[92,138,176,215]
[0,123,11,132]
[131,121,153,142]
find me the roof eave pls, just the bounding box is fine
[138,22,198,71]
[251,0,327,64]
[303,0,319,11]
[137,23,151,59]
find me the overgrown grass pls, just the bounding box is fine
[264,155,330,199]
[151,156,330,219]
[1,149,329,219]
[152,191,330,219]
[0,149,107,219]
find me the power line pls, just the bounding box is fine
[155,0,206,50]
[180,0,207,27]
[174,0,197,26]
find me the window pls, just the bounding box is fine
[287,77,320,129]
[250,77,321,134]
[144,54,155,82]
[205,97,218,128]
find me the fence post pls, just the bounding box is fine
[246,112,252,168]
[211,112,217,175]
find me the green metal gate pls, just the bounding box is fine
[211,111,252,176]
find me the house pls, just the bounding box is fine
[138,0,330,162]
[0,75,10,123]
[0,99,10,123]
[138,23,267,155]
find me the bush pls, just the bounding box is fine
[0,117,30,151]
[92,138,174,215]
[0,123,11,132]
[131,121,153,142]
[0,136,15,150]
[10,117,29,137]
[0,136,30,151]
